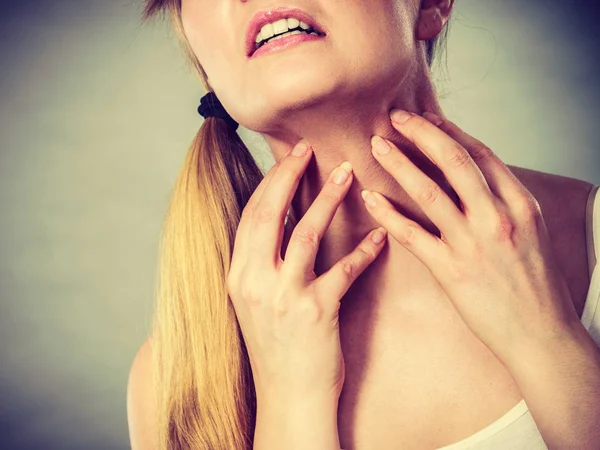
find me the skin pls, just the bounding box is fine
[180,0,454,279]
[126,0,600,448]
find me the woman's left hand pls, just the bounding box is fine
[364,109,583,366]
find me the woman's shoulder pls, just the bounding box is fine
[506,164,594,227]
[506,164,595,198]
[127,337,158,450]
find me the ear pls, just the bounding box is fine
[416,0,454,41]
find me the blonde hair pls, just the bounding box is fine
[140,1,448,448]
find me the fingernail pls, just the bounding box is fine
[361,189,377,207]
[371,135,391,155]
[371,227,387,244]
[333,161,352,185]
[390,109,412,125]
[423,111,443,126]
[292,142,309,156]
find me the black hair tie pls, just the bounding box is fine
[197,91,239,131]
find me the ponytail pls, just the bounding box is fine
[153,113,298,449]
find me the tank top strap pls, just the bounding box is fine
[586,184,600,278]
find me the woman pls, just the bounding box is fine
[127,0,600,449]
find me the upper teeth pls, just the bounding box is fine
[255,18,321,47]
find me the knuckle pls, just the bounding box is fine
[489,211,517,243]
[240,283,261,307]
[469,143,494,163]
[399,222,418,246]
[296,300,324,323]
[251,205,279,224]
[514,195,542,223]
[320,188,343,206]
[417,182,442,206]
[273,296,291,318]
[445,144,471,169]
[273,295,323,323]
[292,225,320,249]
[340,257,357,281]
[357,243,376,261]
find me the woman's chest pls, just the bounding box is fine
[335,255,590,450]
[336,288,526,449]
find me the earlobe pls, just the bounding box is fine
[416,0,454,41]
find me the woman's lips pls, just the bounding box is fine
[250,33,326,59]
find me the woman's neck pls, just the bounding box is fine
[262,63,458,292]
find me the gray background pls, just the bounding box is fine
[1,0,599,449]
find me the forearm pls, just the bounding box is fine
[254,392,341,450]
[503,322,600,449]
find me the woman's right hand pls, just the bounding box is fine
[226,140,388,402]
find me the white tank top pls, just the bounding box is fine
[342,184,600,450]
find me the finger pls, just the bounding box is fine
[248,141,313,269]
[240,146,302,228]
[360,189,450,266]
[281,161,354,281]
[423,112,535,208]
[242,162,280,220]
[370,135,468,243]
[233,160,280,265]
[390,110,498,218]
[316,227,388,302]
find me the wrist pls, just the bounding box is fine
[255,391,340,450]
[257,388,340,415]
[495,320,600,448]
[500,318,599,377]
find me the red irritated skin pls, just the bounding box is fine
[245,6,327,58]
